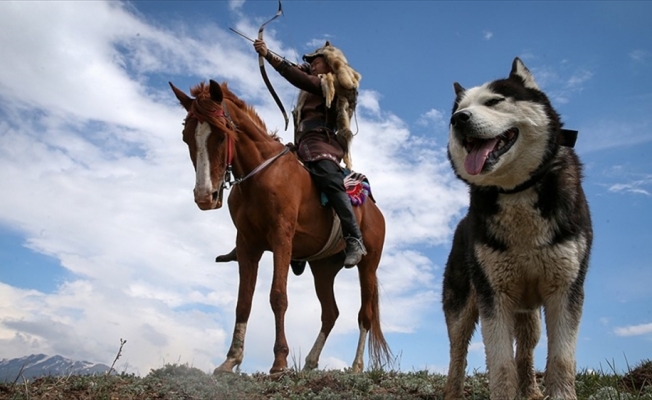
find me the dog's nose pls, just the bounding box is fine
[450,110,471,127]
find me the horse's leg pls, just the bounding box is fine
[303,258,341,371]
[352,256,372,373]
[352,239,390,373]
[269,245,293,374]
[214,247,262,374]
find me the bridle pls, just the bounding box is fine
[188,101,290,200]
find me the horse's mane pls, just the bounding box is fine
[189,82,281,142]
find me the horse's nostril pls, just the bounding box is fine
[212,191,218,201]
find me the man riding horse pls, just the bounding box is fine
[253,38,367,270]
[170,37,390,372]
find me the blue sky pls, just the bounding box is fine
[0,1,651,376]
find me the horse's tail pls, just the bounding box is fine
[368,275,392,369]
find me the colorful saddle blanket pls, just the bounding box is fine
[321,170,372,206]
[344,171,371,206]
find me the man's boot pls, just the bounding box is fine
[327,191,367,267]
[344,236,366,267]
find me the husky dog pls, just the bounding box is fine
[442,58,592,400]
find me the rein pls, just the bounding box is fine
[227,145,290,188]
[191,102,290,197]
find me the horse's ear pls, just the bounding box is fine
[169,82,193,111]
[209,80,223,103]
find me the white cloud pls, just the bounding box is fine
[0,1,466,375]
[528,62,594,105]
[469,341,484,353]
[629,49,650,63]
[566,69,594,90]
[358,90,383,116]
[228,0,246,11]
[614,322,652,337]
[577,119,652,153]
[417,108,447,128]
[306,36,334,50]
[604,171,652,196]
[608,183,651,196]
[483,31,493,40]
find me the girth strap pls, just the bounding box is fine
[296,211,344,262]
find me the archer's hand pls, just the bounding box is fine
[253,39,268,57]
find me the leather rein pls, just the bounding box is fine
[189,103,290,199]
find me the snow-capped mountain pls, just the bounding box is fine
[0,354,111,383]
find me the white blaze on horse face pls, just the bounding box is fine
[193,121,214,206]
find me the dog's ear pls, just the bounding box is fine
[510,58,539,90]
[453,82,465,96]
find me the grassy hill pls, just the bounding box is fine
[0,360,650,399]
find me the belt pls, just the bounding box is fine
[297,120,333,134]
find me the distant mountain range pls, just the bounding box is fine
[0,354,112,383]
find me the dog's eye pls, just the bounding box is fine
[485,98,504,107]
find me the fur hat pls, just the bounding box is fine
[300,41,361,170]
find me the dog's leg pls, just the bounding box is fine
[481,296,518,400]
[443,220,479,400]
[515,310,544,400]
[443,296,478,400]
[543,290,582,400]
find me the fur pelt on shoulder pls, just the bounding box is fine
[296,41,361,170]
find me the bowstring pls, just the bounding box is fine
[275,5,359,137]
[278,9,301,116]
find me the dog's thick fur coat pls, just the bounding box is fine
[442,58,593,400]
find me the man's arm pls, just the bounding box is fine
[254,39,322,95]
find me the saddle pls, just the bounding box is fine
[216,149,375,276]
[291,170,373,275]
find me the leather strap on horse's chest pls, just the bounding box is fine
[296,212,343,262]
[223,145,290,190]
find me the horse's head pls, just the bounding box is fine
[169,80,236,210]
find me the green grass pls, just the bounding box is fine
[1,360,650,400]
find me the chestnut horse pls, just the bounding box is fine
[169,79,391,374]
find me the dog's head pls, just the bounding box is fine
[448,58,561,190]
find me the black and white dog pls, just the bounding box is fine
[442,58,593,400]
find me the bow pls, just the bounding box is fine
[258,0,289,130]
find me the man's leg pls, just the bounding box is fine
[306,160,366,267]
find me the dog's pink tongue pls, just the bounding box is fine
[464,138,498,175]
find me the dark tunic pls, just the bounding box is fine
[266,55,345,165]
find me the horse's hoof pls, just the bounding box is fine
[213,366,235,375]
[268,367,291,379]
[302,363,318,371]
